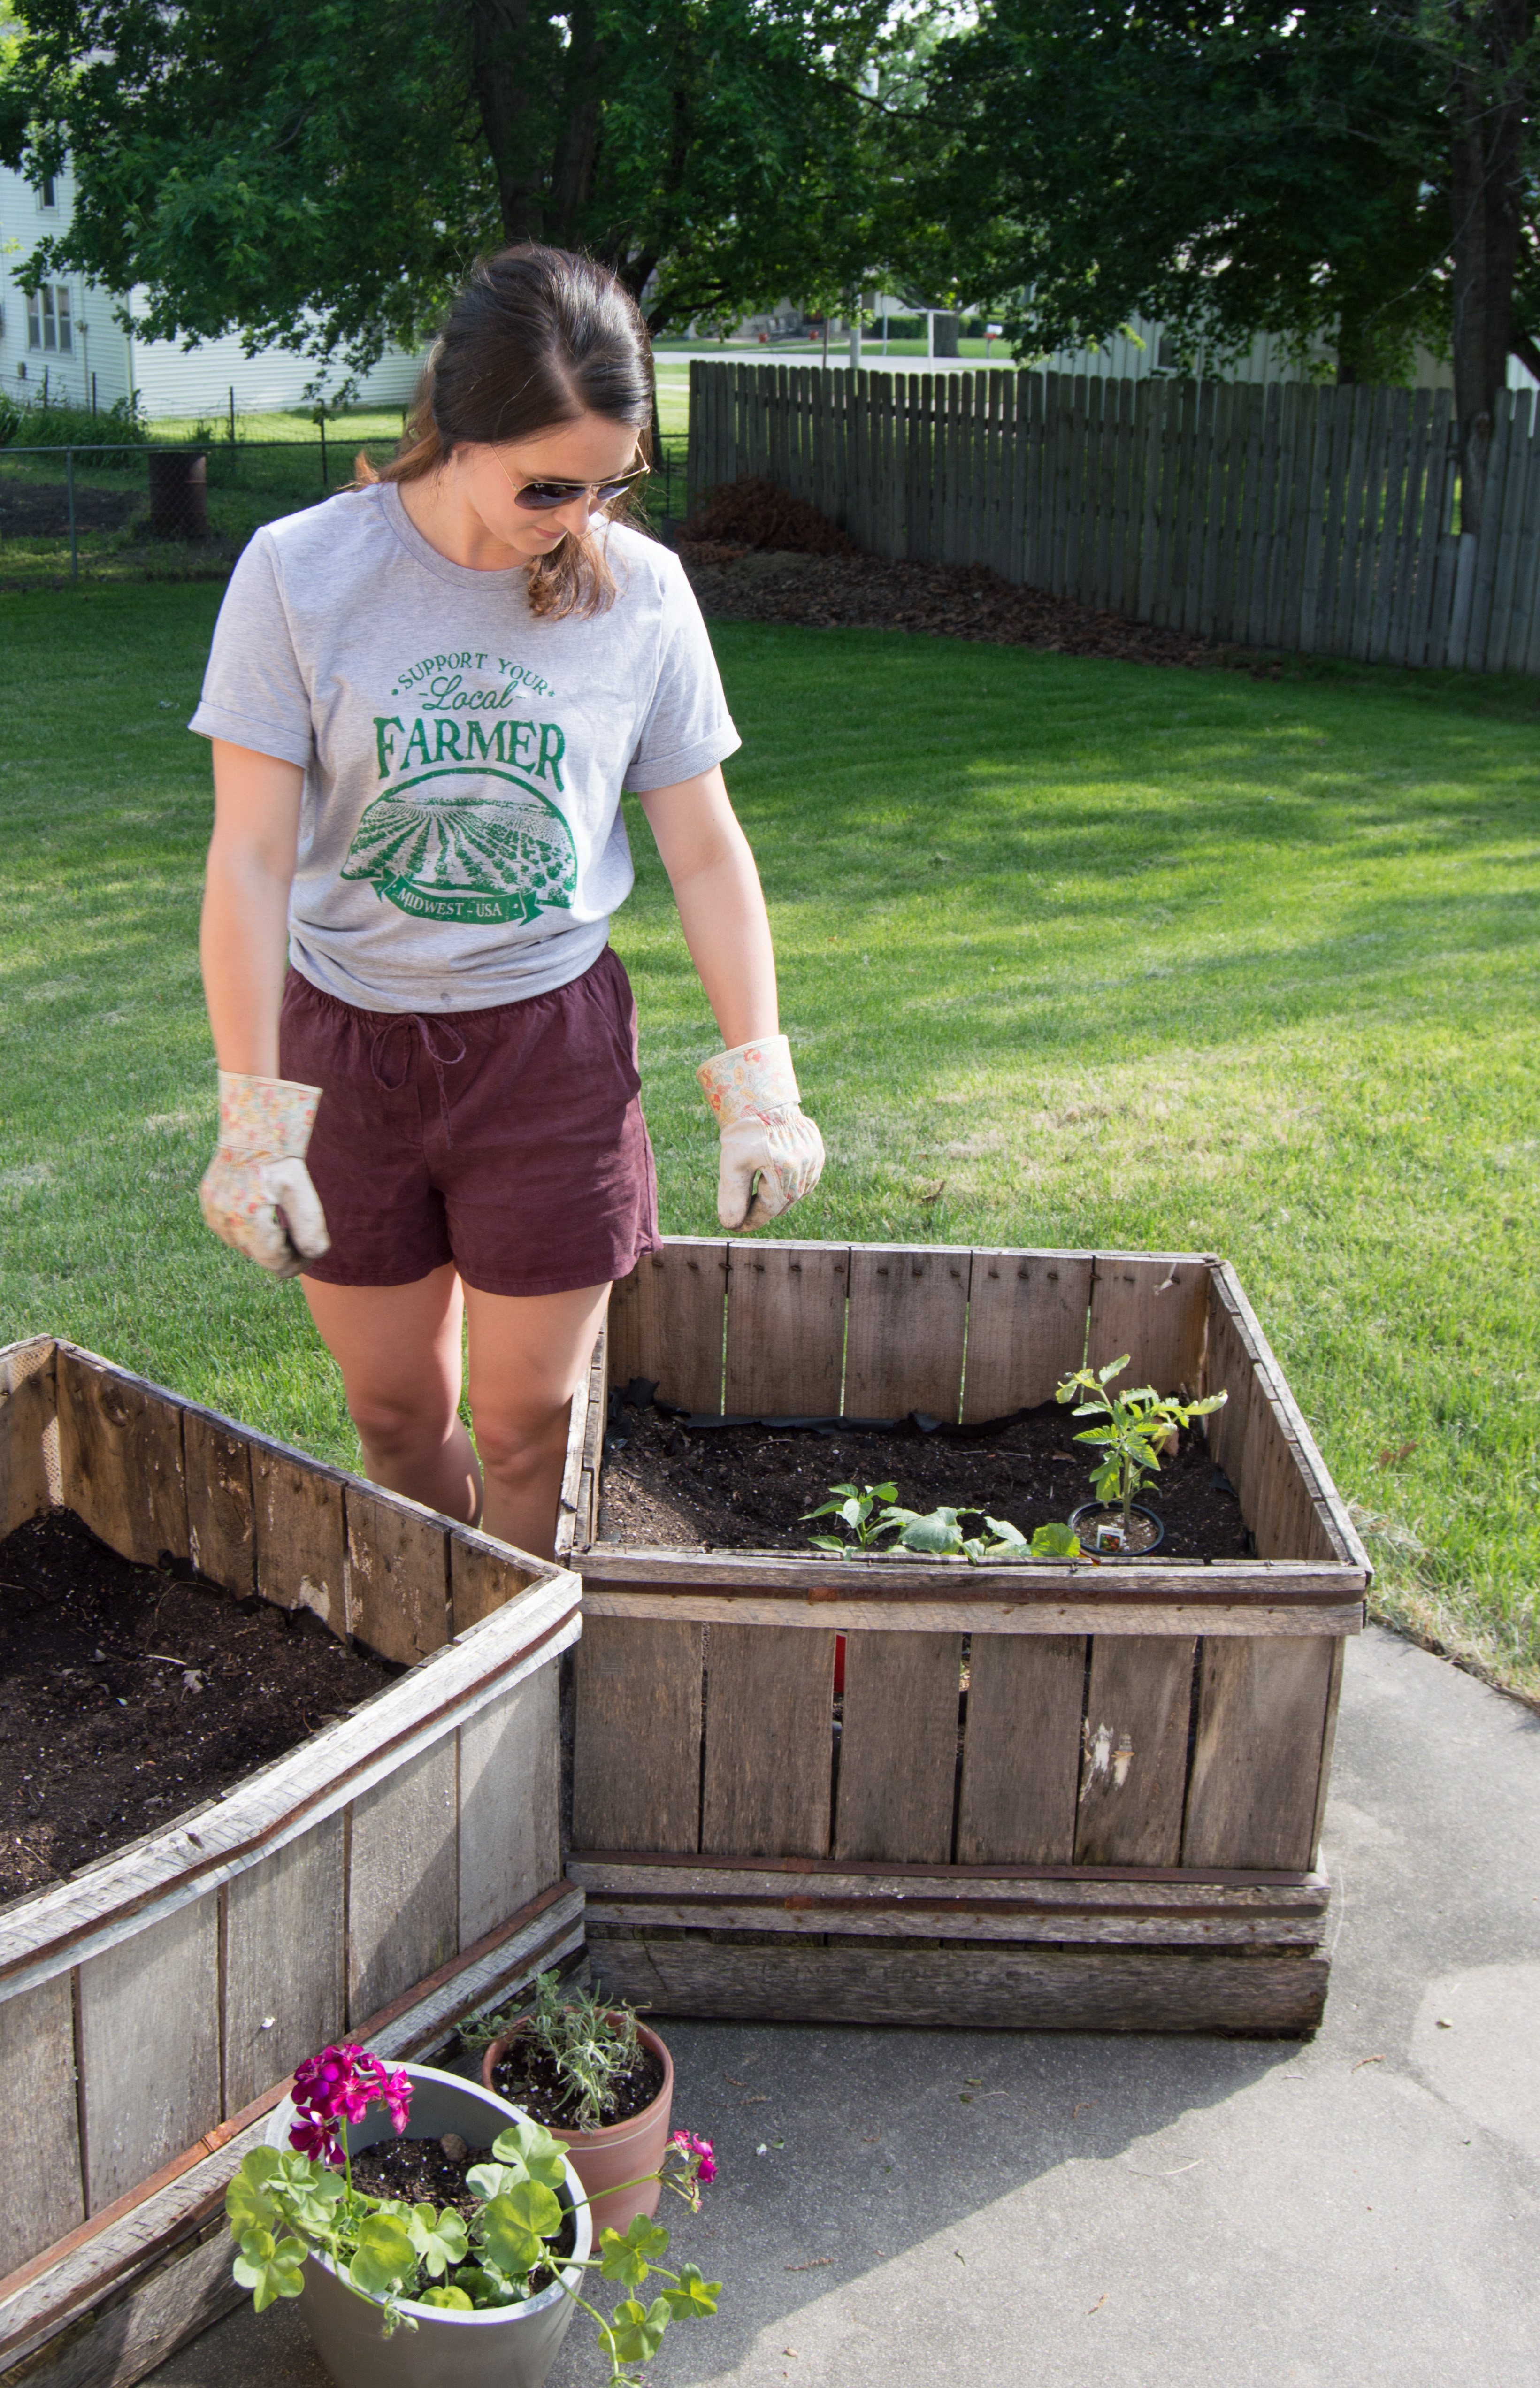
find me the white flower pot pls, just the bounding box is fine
[264,2062,593,2388]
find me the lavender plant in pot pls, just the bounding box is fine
[225,2042,718,2388]
[472,1973,674,2237]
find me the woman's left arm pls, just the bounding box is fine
[637,765,778,1047]
[639,766,824,1231]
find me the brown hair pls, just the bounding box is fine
[355,244,654,620]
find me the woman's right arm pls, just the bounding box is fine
[200,739,305,1075]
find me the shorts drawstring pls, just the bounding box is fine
[368,1014,468,1143]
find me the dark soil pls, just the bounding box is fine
[0,1509,399,1906]
[349,2135,578,2280]
[598,1400,1248,1562]
[491,2033,666,2130]
[0,476,141,536]
[682,475,858,555]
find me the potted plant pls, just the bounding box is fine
[472,1973,674,2236]
[1055,1356,1227,1554]
[225,2041,718,2388]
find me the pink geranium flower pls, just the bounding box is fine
[290,2045,414,2165]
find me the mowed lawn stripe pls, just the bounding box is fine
[0,585,1536,1694]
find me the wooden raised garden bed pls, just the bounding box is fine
[566,1240,1370,2036]
[0,1336,583,2312]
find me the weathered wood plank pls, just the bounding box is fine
[343,1483,451,1665]
[588,1931,1329,2034]
[77,1902,219,2212]
[609,1241,728,1413]
[0,1574,580,2005]
[834,1631,961,1864]
[581,1586,1363,1637]
[568,1855,1329,1898]
[221,1816,345,2115]
[843,1245,971,1419]
[0,1338,57,1537]
[55,1349,187,1569]
[345,1737,459,2024]
[724,1242,848,1416]
[1074,1634,1195,1866]
[181,1411,254,1597]
[583,1896,1325,1948]
[1086,1253,1209,1394]
[960,1250,1092,1417]
[251,1442,346,1632]
[0,1973,84,2278]
[1182,1637,1337,1871]
[957,1634,1085,1864]
[700,1623,836,1858]
[457,1664,561,1947]
[448,1522,541,1634]
[572,1614,704,1853]
[1,2225,242,2388]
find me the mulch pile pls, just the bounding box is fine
[679,474,857,555]
[675,473,1254,669]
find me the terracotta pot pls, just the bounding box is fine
[481,2019,674,2237]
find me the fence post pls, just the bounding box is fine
[319,417,328,490]
[66,447,77,583]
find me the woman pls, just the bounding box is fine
[193,245,823,1559]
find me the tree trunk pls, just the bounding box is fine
[468,0,551,241]
[1448,0,1529,534]
[932,310,959,357]
[546,0,608,249]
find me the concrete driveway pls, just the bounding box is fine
[152,1624,1540,2388]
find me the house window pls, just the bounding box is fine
[39,176,57,209]
[26,286,72,353]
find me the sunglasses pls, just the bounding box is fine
[499,460,651,513]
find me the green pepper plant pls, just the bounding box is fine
[1055,1356,1227,1537]
[224,2043,718,2386]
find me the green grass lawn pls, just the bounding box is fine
[0,582,1536,1697]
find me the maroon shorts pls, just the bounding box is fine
[279,950,660,1295]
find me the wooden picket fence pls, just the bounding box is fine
[687,361,1540,674]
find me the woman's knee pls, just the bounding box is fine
[473,1397,571,1485]
[348,1386,458,1463]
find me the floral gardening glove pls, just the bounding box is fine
[199,1071,330,1279]
[697,1034,825,1233]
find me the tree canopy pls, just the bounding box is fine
[0,0,898,383]
[917,0,1538,522]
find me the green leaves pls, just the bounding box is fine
[405,2203,469,2278]
[662,2262,722,2318]
[599,2214,671,2286]
[231,2228,307,2312]
[490,2118,573,2189]
[1056,1358,1228,1522]
[1030,1521,1081,1558]
[884,1505,1034,1563]
[478,2182,564,2279]
[801,1481,900,1551]
[601,2295,674,2367]
[419,2284,475,2310]
[347,2211,418,2301]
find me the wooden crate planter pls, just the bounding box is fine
[0,1337,583,2294]
[566,1240,1370,2036]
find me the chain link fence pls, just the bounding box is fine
[0,433,688,588]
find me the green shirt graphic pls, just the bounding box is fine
[342,764,579,926]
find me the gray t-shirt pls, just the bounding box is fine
[189,482,740,1012]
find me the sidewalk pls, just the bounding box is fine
[152,1625,1540,2388]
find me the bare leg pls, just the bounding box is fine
[301,1264,482,1523]
[464,1281,612,1559]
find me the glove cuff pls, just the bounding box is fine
[697,1034,800,1126]
[216,1069,322,1157]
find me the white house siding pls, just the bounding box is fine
[0,162,428,419]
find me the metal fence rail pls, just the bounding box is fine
[0,434,686,582]
[687,361,1540,674]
